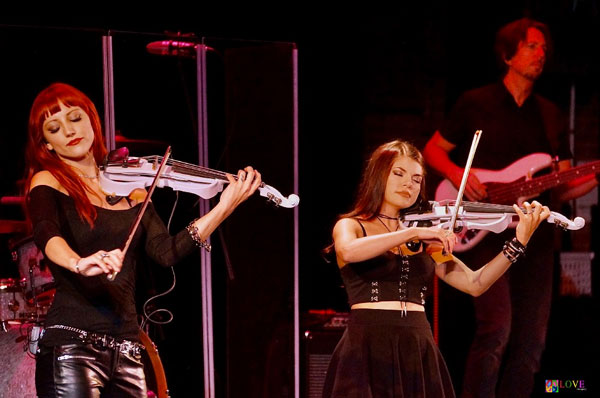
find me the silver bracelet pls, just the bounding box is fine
[186,219,212,252]
[502,237,526,263]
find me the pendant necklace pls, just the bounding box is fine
[376,214,402,254]
[377,213,422,253]
[78,173,98,179]
[76,166,100,179]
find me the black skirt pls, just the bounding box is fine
[322,309,455,398]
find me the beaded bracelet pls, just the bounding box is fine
[186,220,212,252]
[502,237,526,263]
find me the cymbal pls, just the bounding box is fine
[115,134,168,156]
[116,136,167,145]
[0,220,28,234]
[0,278,22,292]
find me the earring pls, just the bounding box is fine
[46,143,53,151]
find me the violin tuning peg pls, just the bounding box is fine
[266,193,282,207]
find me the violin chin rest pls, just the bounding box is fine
[106,195,124,206]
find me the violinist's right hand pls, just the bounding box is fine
[449,168,487,201]
[414,226,457,255]
[74,248,124,276]
[220,166,262,213]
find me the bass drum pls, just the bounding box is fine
[0,324,37,398]
[139,329,170,398]
[10,236,55,311]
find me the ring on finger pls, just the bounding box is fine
[100,253,109,260]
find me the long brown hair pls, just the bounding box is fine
[25,82,107,226]
[323,140,426,258]
[341,139,426,221]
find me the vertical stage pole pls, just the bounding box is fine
[102,33,116,151]
[292,47,300,398]
[196,43,215,398]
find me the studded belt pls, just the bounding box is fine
[46,324,145,356]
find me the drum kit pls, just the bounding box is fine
[0,235,54,327]
[1,161,169,397]
[0,228,169,397]
[1,200,52,397]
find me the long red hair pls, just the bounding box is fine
[25,82,107,226]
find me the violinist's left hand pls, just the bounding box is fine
[220,166,262,213]
[513,200,551,245]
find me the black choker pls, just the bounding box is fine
[377,213,398,220]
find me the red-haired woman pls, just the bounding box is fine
[25,82,261,397]
[322,140,549,398]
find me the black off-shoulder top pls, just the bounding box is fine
[28,185,196,345]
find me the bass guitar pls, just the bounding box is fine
[435,153,600,251]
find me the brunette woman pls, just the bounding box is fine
[322,140,549,398]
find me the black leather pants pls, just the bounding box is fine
[35,343,147,398]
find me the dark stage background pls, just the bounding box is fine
[1,2,599,397]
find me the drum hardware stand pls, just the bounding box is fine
[28,258,40,319]
[24,258,45,355]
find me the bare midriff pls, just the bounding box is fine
[351,301,425,311]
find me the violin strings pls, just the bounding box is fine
[167,158,228,178]
[172,160,229,179]
[446,200,519,213]
[143,156,230,180]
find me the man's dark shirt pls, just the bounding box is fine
[442,82,571,172]
[439,81,571,266]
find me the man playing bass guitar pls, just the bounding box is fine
[423,17,598,398]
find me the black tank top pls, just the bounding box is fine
[339,219,436,306]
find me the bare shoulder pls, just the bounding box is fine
[333,217,363,236]
[30,171,60,190]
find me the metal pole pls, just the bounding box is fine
[102,34,116,151]
[196,43,215,398]
[292,47,300,398]
[569,83,577,216]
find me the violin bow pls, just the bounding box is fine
[107,146,172,281]
[431,130,480,345]
[449,130,482,231]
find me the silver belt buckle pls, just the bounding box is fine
[119,340,141,356]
